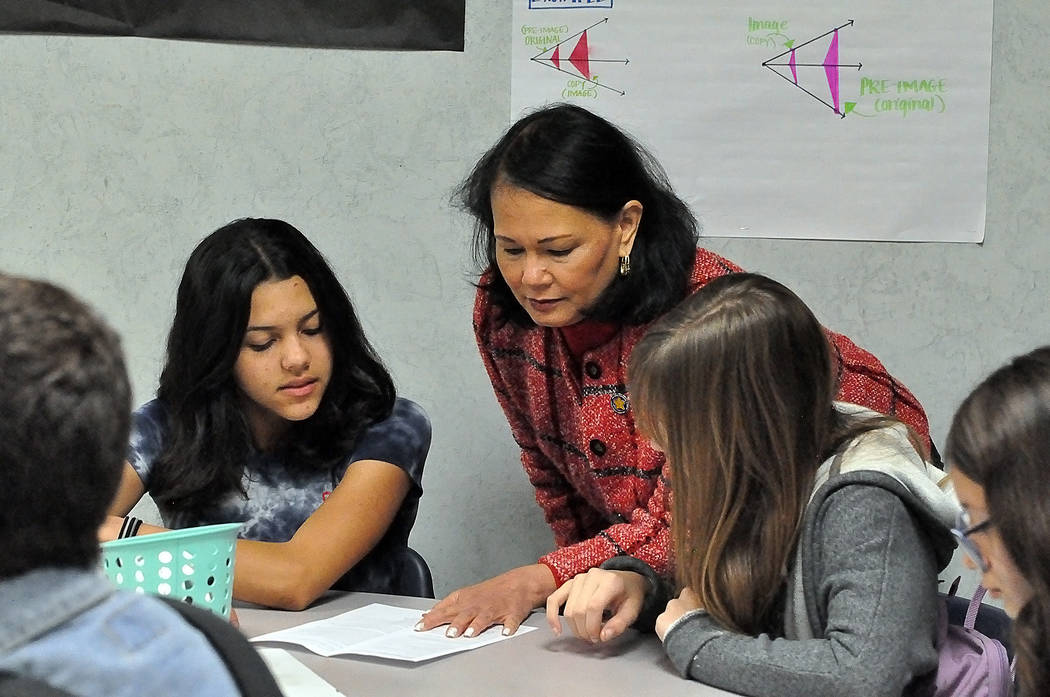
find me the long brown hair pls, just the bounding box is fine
[944,346,1050,697]
[629,273,908,635]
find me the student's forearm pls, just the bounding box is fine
[231,539,342,611]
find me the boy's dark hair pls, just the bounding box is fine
[0,274,131,579]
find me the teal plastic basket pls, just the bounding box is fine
[101,522,241,618]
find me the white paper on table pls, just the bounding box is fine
[250,603,537,663]
[256,648,345,697]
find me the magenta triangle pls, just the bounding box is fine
[824,31,840,113]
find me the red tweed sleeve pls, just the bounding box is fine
[538,463,674,585]
[827,329,930,448]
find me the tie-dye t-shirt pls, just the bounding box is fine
[127,397,430,593]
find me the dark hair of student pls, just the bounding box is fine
[0,274,131,578]
[629,273,913,635]
[944,346,1050,697]
[149,218,395,512]
[458,103,700,326]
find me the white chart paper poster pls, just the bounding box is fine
[511,1,993,242]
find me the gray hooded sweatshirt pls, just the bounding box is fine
[604,403,959,697]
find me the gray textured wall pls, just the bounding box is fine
[0,1,1046,597]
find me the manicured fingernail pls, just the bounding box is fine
[463,628,475,638]
[501,627,511,636]
[414,622,424,631]
[446,627,459,638]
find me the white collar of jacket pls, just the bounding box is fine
[811,402,958,528]
[785,402,960,640]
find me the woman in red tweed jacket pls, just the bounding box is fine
[417,103,930,640]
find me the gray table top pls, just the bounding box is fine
[238,592,738,696]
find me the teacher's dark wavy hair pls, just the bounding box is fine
[944,346,1050,697]
[150,218,395,513]
[458,103,700,326]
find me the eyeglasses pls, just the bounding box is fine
[950,508,994,573]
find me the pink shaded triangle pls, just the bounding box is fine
[824,31,840,113]
[551,44,560,70]
[569,31,590,80]
[789,49,797,83]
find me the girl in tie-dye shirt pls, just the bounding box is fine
[102,219,431,610]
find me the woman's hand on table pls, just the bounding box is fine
[545,568,648,643]
[416,564,556,638]
[655,586,703,642]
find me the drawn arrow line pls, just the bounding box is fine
[765,62,862,69]
[764,19,853,63]
[535,58,629,65]
[763,64,845,117]
[530,17,609,60]
[529,57,626,95]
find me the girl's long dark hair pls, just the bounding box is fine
[150,218,395,512]
[629,273,917,635]
[944,346,1050,697]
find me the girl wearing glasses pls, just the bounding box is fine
[944,346,1047,697]
[546,273,958,697]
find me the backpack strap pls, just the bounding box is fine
[961,586,1019,684]
[967,583,1019,688]
[828,450,846,478]
[0,672,80,697]
[157,598,283,697]
[964,585,988,629]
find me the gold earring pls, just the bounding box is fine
[619,255,631,276]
